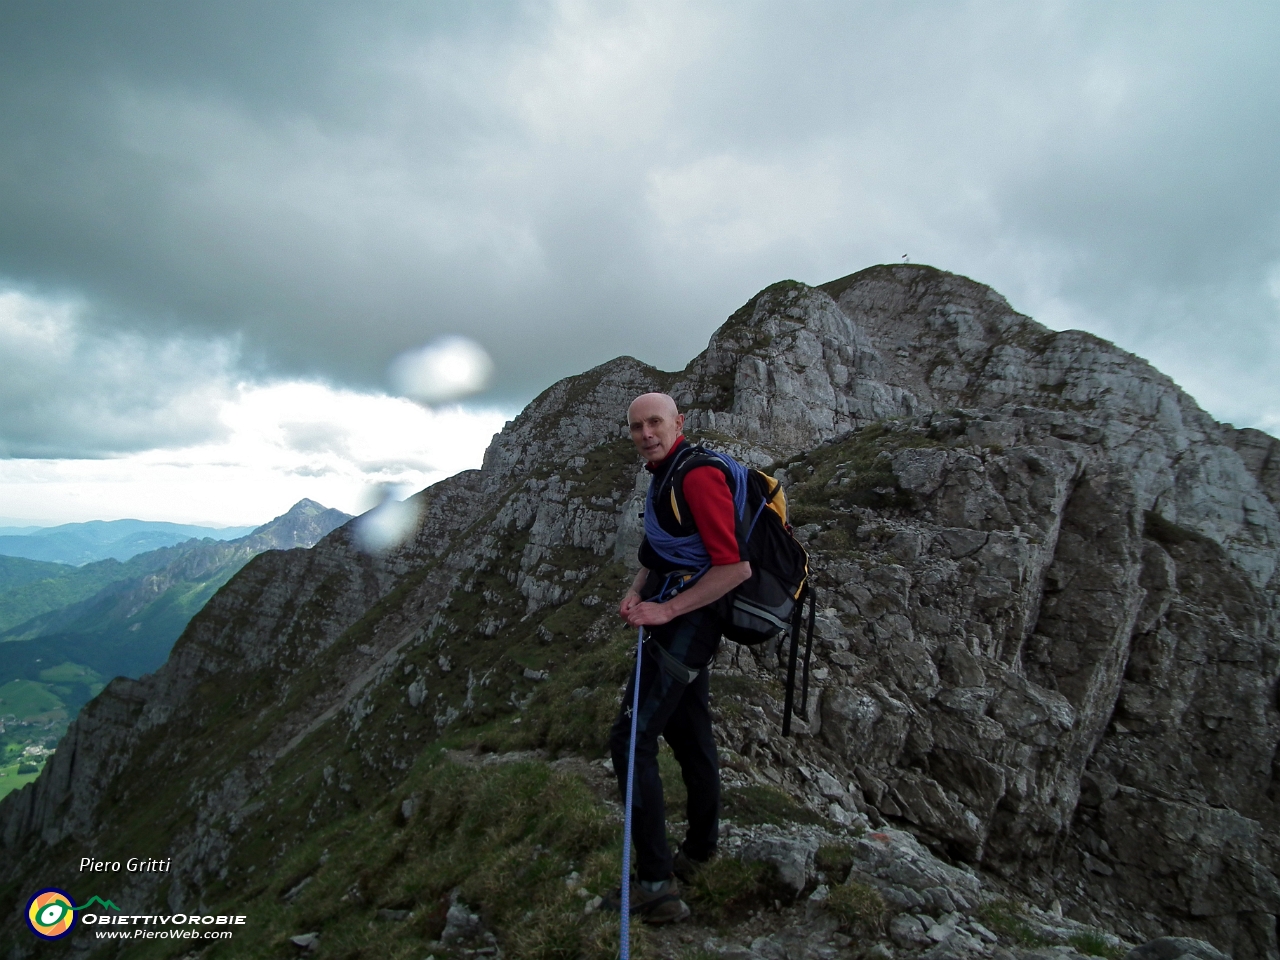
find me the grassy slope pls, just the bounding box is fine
[46,607,805,959]
[0,759,42,801]
[1,501,350,686]
[0,678,63,716]
[4,558,247,677]
[0,555,71,592]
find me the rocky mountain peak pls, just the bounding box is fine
[246,498,353,551]
[681,267,1275,582]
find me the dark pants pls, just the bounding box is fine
[609,608,722,882]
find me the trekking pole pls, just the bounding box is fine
[620,625,644,960]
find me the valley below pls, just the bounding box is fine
[0,500,350,801]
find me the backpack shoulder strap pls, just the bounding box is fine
[660,445,735,526]
[669,445,728,479]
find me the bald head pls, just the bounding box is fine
[628,392,679,423]
[628,392,684,464]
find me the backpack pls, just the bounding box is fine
[647,445,818,735]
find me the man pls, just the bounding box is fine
[607,392,751,924]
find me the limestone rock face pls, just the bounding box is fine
[2,265,1276,960]
[676,268,1279,956]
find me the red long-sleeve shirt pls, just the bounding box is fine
[645,437,743,566]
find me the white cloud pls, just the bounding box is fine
[500,0,708,149]
[0,385,510,526]
[646,153,846,258]
[0,289,236,457]
[2,0,1279,464]
[0,286,511,524]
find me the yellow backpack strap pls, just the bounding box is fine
[754,470,788,524]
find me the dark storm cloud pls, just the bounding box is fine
[0,288,236,457]
[1,0,1278,448]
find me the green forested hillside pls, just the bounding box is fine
[0,548,213,800]
[0,547,246,677]
[0,547,239,803]
[0,556,68,591]
[0,501,350,799]
[0,553,173,633]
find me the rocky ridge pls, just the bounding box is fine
[1,265,1276,960]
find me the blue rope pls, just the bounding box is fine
[620,624,644,959]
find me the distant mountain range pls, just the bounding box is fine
[0,499,350,783]
[0,518,258,565]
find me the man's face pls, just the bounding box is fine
[628,394,684,464]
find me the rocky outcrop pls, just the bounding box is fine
[2,265,1275,960]
[671,269,1280,956]
[1224,426,1280,507]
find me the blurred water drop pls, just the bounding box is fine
[355,488,422,554]
[388,336,493,404]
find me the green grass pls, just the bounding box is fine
[658,742,688,815]
[713,673,780,701]
[182,755,652,960]
[0,556,132,632]
[974,899,1049,947]
[825,879,886,934]
[38,661,102,684]
[559,438,640,500]
[815,842,856,882]
[687,856,779,924]
[781,421,940,517]
[510,908,657,960]
[0,758,44,799]
[1069,931,1126,959]
[0,679,64,718]
[722,784,826,826]
[489,625,635,756]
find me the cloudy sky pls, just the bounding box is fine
[1,1,1277,525]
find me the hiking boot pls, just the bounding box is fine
[601,876,691,924]
[672,845,714,884]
